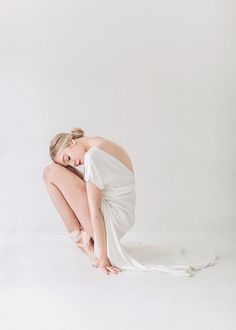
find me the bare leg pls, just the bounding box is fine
[42,163,94,239]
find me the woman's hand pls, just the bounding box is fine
[92,256,123,275]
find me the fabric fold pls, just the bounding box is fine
[82,146,219,277]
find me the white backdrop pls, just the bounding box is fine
[0,0,235,235]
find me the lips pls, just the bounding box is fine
[74,159,83,166]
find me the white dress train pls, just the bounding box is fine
[83,146,218,277]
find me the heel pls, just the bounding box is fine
[69,228,94,259]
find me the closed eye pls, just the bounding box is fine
[63,155,70,164]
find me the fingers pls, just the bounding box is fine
[105,265,123,274]
[108,265,122,272]
[101,267,109,274]
[112,266,122,272]
[99,266,119,274]
[107,266,117,274]
[91,260,123,274]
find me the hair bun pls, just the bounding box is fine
[70,127,84,138]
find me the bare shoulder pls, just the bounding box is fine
[90,136,134,173]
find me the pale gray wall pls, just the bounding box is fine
[0,0,235,234]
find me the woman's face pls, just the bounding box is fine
[54,139,86,167]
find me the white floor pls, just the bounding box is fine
[0,232,235,330]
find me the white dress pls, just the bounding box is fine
[84,146,218,277]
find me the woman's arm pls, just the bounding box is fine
[91,208,107,259]
[86,181,123,274]
[86,181,108,259]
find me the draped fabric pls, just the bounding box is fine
[84,146,218,277]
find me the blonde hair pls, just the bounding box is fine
[49,127,84,162]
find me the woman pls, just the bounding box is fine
[43,128,218,277]
[43,127,135,275]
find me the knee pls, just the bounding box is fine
[42,163,63,182]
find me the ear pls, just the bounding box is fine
[70,139,76,145]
